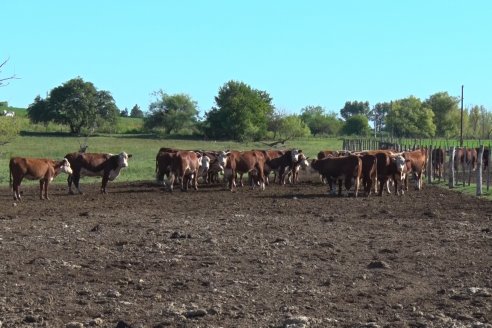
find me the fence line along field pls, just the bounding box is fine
[1,136,492,327]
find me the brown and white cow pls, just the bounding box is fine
[168,150,200,192]
[374,152,407,196]
[403,149,427,190]
[310,155,362,197]
[65,152,132,194]
[217,150,267,191]
[9,157,73,201]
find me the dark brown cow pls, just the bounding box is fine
[9,157,73,201]
[403,149,427,190]
[359,154,377,196]
[217,150,267,191]
[454,147,478,186]
[65,152,132,194]
[155,150,177,184]
[317,150,339,159]
[168,151,200,192]
[258,150,285,185]
[431,147,446,182]
[310,155,362,197]
[262,149,303,185]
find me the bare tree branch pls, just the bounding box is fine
[0,58,19,87]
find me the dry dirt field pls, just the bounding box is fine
[0,176,491,328]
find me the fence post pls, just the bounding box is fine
[449,147,455,188]
[487,145,491,191]
[427,145,433,184]
[477,145,484,196]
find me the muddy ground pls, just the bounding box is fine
[0,174,491,328]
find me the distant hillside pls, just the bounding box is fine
[0,104,144,134]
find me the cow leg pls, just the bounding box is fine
[101,175,109,194]
[39,180,45,200]
[256,165,266,191]
[168,174,176,192]
[67,175,75,194]
[337,179,343,196]
[72,174,83,194]
[13,179,21,201]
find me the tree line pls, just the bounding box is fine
[20,77,492,141]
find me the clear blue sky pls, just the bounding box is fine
[2,1,491,117]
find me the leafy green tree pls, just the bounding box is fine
[385,96,435,138]
[144,91,198,134]
[205,80,274,141]
[130,104,144,118]
[27,77,119,134]
[267,110,285,139]
[341,115,371,136]
[369,102,391,137]
[300,105,341,136]
[340,101,370,120]
[424,92,460,137]
[278,115,311,139]
[120,107,129,117]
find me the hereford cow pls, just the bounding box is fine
[310,155,362,197]
[168,151,200,192]
[9,157,73,201]
[263,149,302,185]
[374,152,407,196]
[217,150,267,191]
[403,149,427,190]
[65,152,132,194]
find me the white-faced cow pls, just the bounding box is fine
[65,152,132,194]
[168,151,201,192]
[9,157,73,201]
[217,150,267,191]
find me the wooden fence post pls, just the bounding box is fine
[449,147,455,188]
[477,145,484,196]
[487,145,491,191]
[427,145,433,184]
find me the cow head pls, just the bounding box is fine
[118,152,132,168]
[291,149,302,162]
[199,155,211,176]
[393,154,407,179]
[58,158,73,175]
[217,151,229,169]
[298,154,310,169]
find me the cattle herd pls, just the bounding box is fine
[7,145,489,201]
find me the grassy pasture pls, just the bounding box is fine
[0,134,342,187]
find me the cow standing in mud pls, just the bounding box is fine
[9,157,73,200]
[65,152,132,194]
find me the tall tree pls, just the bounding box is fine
[369,102,391,137]
[341,115,371,136]
[340,101,370,120]
[205,80,274,141]
[130,104,144,118]
[424,92,460,137]
[27,77,119,134]
[385,96,435,137]
[144,90,198,134]
[278,115,311,139]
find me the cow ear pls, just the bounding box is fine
[128,154,133,158]
[298,149,303,153]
